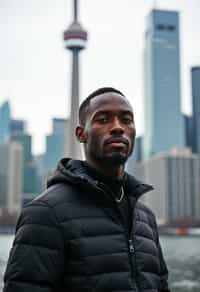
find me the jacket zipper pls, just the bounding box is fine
[92,182,140,291]
[128,217,140,292]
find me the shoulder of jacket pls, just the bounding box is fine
[136,201,157,225]
[17,183,74,229]
[32,182,76,208]
[17,184,72,224]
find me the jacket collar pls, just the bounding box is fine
[47,158,153,199]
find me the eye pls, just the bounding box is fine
[96,117,108,123]
[94,114,110,124]
[122,116,133,124]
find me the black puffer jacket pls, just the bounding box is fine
[3,158,170,292]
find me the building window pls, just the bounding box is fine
[157,24,165,30]
[167,25,175,31]
[156,24,176,32]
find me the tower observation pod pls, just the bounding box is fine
[63,0,88,159]
[64,22,88,50]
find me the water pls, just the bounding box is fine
[160,236,200,292]
[0,235,13,292]
[0,235,199,292]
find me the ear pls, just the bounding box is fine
[76,126,87,143]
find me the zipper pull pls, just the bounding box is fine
[129,239,135,253]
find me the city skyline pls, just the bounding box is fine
[0,0,200,154]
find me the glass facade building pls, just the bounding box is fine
[126,136,143,175]
[43,118,66,173]
[184,114,194,152]
[0,101,11,144]
[191,67,200,155]
[143,9,185,159]
[9,119,26,136]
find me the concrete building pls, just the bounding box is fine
[137,148,200,225]
[10,122,40,202]
[191,66,200,155]
[0,141,23,213]
[143,9,185,160]
[11,134,32,165]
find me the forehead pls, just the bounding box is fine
[88,92,133,115]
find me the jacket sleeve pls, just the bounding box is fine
[149,210,171,292]
[3,200,65,292]
[157,240,171,292]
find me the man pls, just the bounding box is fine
[3,87,170,292]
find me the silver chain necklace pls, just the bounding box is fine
[115,187,124,203]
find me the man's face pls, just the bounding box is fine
[79,92,136,166]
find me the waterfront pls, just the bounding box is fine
[0,235,13,292]
[0,235,199,291]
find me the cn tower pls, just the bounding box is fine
[63,0,88,159]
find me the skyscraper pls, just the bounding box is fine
[63,0,88,159]
[143,9,185,160]
[0,101,11,144]
[43,118,68,172]
[137,148,200,225]
[9,119,26,136]
[10,120,40,199]
[11,134,32,164]
[126,136,143,175]
[184,114,194,152]
[191,66,200,155]
[0,141,23,213]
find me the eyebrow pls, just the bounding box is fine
[93,110,133,116]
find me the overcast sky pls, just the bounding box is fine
[0,0,200,154]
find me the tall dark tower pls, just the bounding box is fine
[63,0,88,159]
[191,67,200,155]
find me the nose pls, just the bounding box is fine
[110,117,124,135]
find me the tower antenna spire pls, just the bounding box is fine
[63,0,88,159]
[74,0,78,22]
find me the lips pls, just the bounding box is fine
[105,137,129,146]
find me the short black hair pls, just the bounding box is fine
[79,87,125,125]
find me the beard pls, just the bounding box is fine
[85,138,133,167]
[90,147,129,166]
[104,152,128,165]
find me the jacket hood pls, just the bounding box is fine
[47,158,153,199]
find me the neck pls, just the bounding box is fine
[86,159,125,179]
